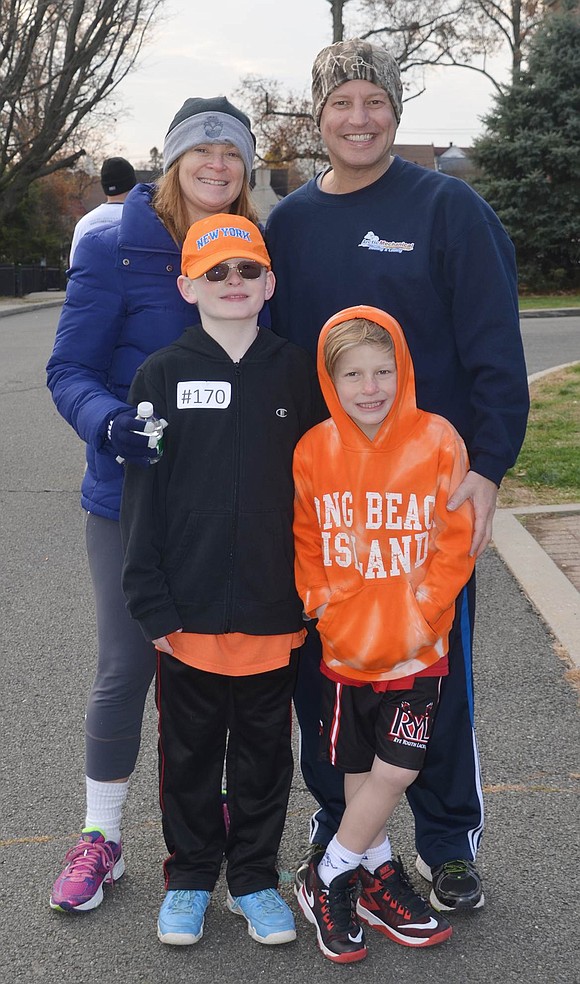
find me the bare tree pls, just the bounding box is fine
[352,0,544,93]
[327,0,356,41]
[237,76,328,190]
[0,0,164,221]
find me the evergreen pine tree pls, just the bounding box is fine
[473,4,580,290]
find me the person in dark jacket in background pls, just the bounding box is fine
[121,214,322,947]
[46,95,262,915]
[265,39,530,913]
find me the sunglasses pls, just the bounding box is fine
[204,261,265,283]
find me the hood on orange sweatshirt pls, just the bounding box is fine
[293,303,475,681]
[317,305,421,451]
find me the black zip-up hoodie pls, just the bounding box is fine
[121,323,324,642]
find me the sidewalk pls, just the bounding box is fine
[492,361,580,672]
[3,291,579,673]
[493,504,580,670]
[0,290,67,317]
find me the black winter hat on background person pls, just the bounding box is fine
[100,157,137,196]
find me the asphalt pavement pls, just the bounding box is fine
[0,300,579,984]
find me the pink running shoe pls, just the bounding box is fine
[49,829,125,912]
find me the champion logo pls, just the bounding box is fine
[358,230,415,253]
[276,408,288,417]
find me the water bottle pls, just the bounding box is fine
[115,402,167,465]
[136,401,167,463]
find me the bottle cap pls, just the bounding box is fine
[137,401,154,418]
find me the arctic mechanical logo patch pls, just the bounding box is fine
[358,231,414,253]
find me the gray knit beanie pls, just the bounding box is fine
[163,96,256,175]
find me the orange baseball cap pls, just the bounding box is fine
[181,213,271,279]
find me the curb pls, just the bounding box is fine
[0,299,65,319]
[528,361,579,384]
[493,360,580,671]
[519,307,580,319]
[492,505,580,669]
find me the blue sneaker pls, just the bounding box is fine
[227,888,296,945]
[157,889,211,945]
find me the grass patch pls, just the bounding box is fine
[498,363,580,507]
[519,293,580,310]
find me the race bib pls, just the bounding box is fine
[176,380,232,410]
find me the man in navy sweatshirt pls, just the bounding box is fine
[266,38,529,913]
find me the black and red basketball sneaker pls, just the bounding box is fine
[357,856,452,947]
[298,860,367,964]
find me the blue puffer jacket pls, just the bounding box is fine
[47,183,195,520]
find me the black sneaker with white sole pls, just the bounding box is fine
[298,861,367,964]
[416,856,485,911]
[357,857,452,947]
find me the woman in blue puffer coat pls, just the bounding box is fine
[47,95,261,914]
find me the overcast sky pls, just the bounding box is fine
[107,0,507,166]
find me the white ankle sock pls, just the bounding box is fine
[361,834,392,873]
[317,836,364,887]
[84,777,129,845]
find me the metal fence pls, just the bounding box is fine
[0,264,67,298]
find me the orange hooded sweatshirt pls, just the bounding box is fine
[293,305,475,683]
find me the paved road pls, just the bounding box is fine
[1,308,579,983]
[520,314,580,374]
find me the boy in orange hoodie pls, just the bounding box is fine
[293,306,475,964]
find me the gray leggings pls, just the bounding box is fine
[84,513,156,781]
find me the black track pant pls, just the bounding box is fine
[157,649,298,896]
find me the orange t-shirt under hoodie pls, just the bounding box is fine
[293,305,476,684]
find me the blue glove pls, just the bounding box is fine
[106,409,158,466]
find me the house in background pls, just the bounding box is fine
[393,144,437,169]
[392,142,480,180]
[434,143,480,180]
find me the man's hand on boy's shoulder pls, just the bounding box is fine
[447,471,498,558]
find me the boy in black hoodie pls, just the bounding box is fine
[121,214,322,949]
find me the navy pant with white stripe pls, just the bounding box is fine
[293,574,484,866]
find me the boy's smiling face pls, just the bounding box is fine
[333,342,397,440]
[178,259,275,325]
